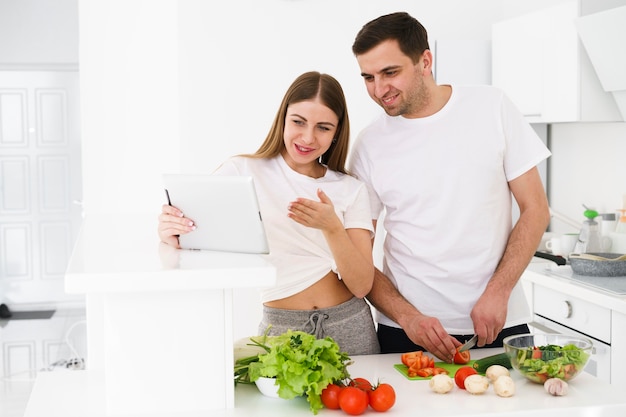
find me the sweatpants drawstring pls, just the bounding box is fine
[303,312,329,339]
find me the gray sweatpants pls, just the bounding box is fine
[259,297,380,356]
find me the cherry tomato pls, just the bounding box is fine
[321,383,342,410]
[349,377,373,392]
[369,383,396,412]
[453,348,471,365]
[339,386,369,416]
[454,366,478,390]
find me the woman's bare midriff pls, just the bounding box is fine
[264,270,354,310]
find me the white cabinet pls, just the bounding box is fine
[434,39,491,85]
[522,264,626,387]
[492,0,623,123]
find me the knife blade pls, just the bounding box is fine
[459,334,478,352]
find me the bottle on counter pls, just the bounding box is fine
[600,213,617,236]
[573,209,603,254]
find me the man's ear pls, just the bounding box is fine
[420,49,434,73]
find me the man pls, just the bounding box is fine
[348,12,551,362]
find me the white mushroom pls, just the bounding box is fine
[485,364,510,383]
[429,374,454,394]
[544,378,569,396]
[493,375,515,397]
[464,374,490,395]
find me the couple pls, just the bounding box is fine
[158,12,551,361]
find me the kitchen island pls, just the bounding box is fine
[34,213,276,416]
[24,349,626,416]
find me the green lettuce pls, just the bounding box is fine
[238,330,351,414]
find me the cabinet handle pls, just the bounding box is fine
[562,300,573,318]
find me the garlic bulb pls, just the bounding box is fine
[544,378,569,396]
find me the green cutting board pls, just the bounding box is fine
[394,360,477,380]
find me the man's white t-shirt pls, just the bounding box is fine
[349,85,551,334]
[214,155,374,303]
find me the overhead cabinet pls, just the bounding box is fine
[492,0,623,123]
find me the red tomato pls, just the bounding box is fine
[321,383,342,410]
[349,377,373,392]
[453,348,471,365]
[369,383,396,412]
[532,348,543,359]
[339,386,369,416]
[454,366,478,390]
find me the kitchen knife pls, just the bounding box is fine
[458,334,478,352]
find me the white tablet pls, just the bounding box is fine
[163,174,270,254]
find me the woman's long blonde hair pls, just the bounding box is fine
[245,71,350,174]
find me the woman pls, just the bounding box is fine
[158,71,380,355]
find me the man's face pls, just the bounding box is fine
[356,39,429,118]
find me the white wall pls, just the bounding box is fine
[0,0,78,67]
[549,122,626,235]
[3,0,625,337]
[178,0,573,177]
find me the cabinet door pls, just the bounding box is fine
[492,9,545,119]
[492,0,621,123]
[0,71,83,305]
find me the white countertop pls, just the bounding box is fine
[24,349,626,417]
[64,213,276,293]
[525,259,626,314]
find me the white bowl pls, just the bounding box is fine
[255,377,280,398]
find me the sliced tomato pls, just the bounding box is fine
[563,364,577,379]
[401,351,423,367]
[532,348,543,359]
[414,367,434,377]
[402,350,439,377]
[432,367,449,375]
[453,348,471,365]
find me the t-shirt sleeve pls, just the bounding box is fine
[349,140,384,221]
[500,92,552,181]
[343,182,375,237]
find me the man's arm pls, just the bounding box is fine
[366,221,460,362]
[471,167,550,346]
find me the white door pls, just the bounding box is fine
[0,71,82,307]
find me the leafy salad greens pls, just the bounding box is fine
[234,329,351,414]
[516,343,590,383]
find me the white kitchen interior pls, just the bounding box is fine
[1,0,626,416]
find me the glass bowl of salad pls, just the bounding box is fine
[503,333,592,383]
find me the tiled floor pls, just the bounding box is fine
[0,307,86,416]
[0,378,36,417]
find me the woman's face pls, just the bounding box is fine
[281,98,338,177]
